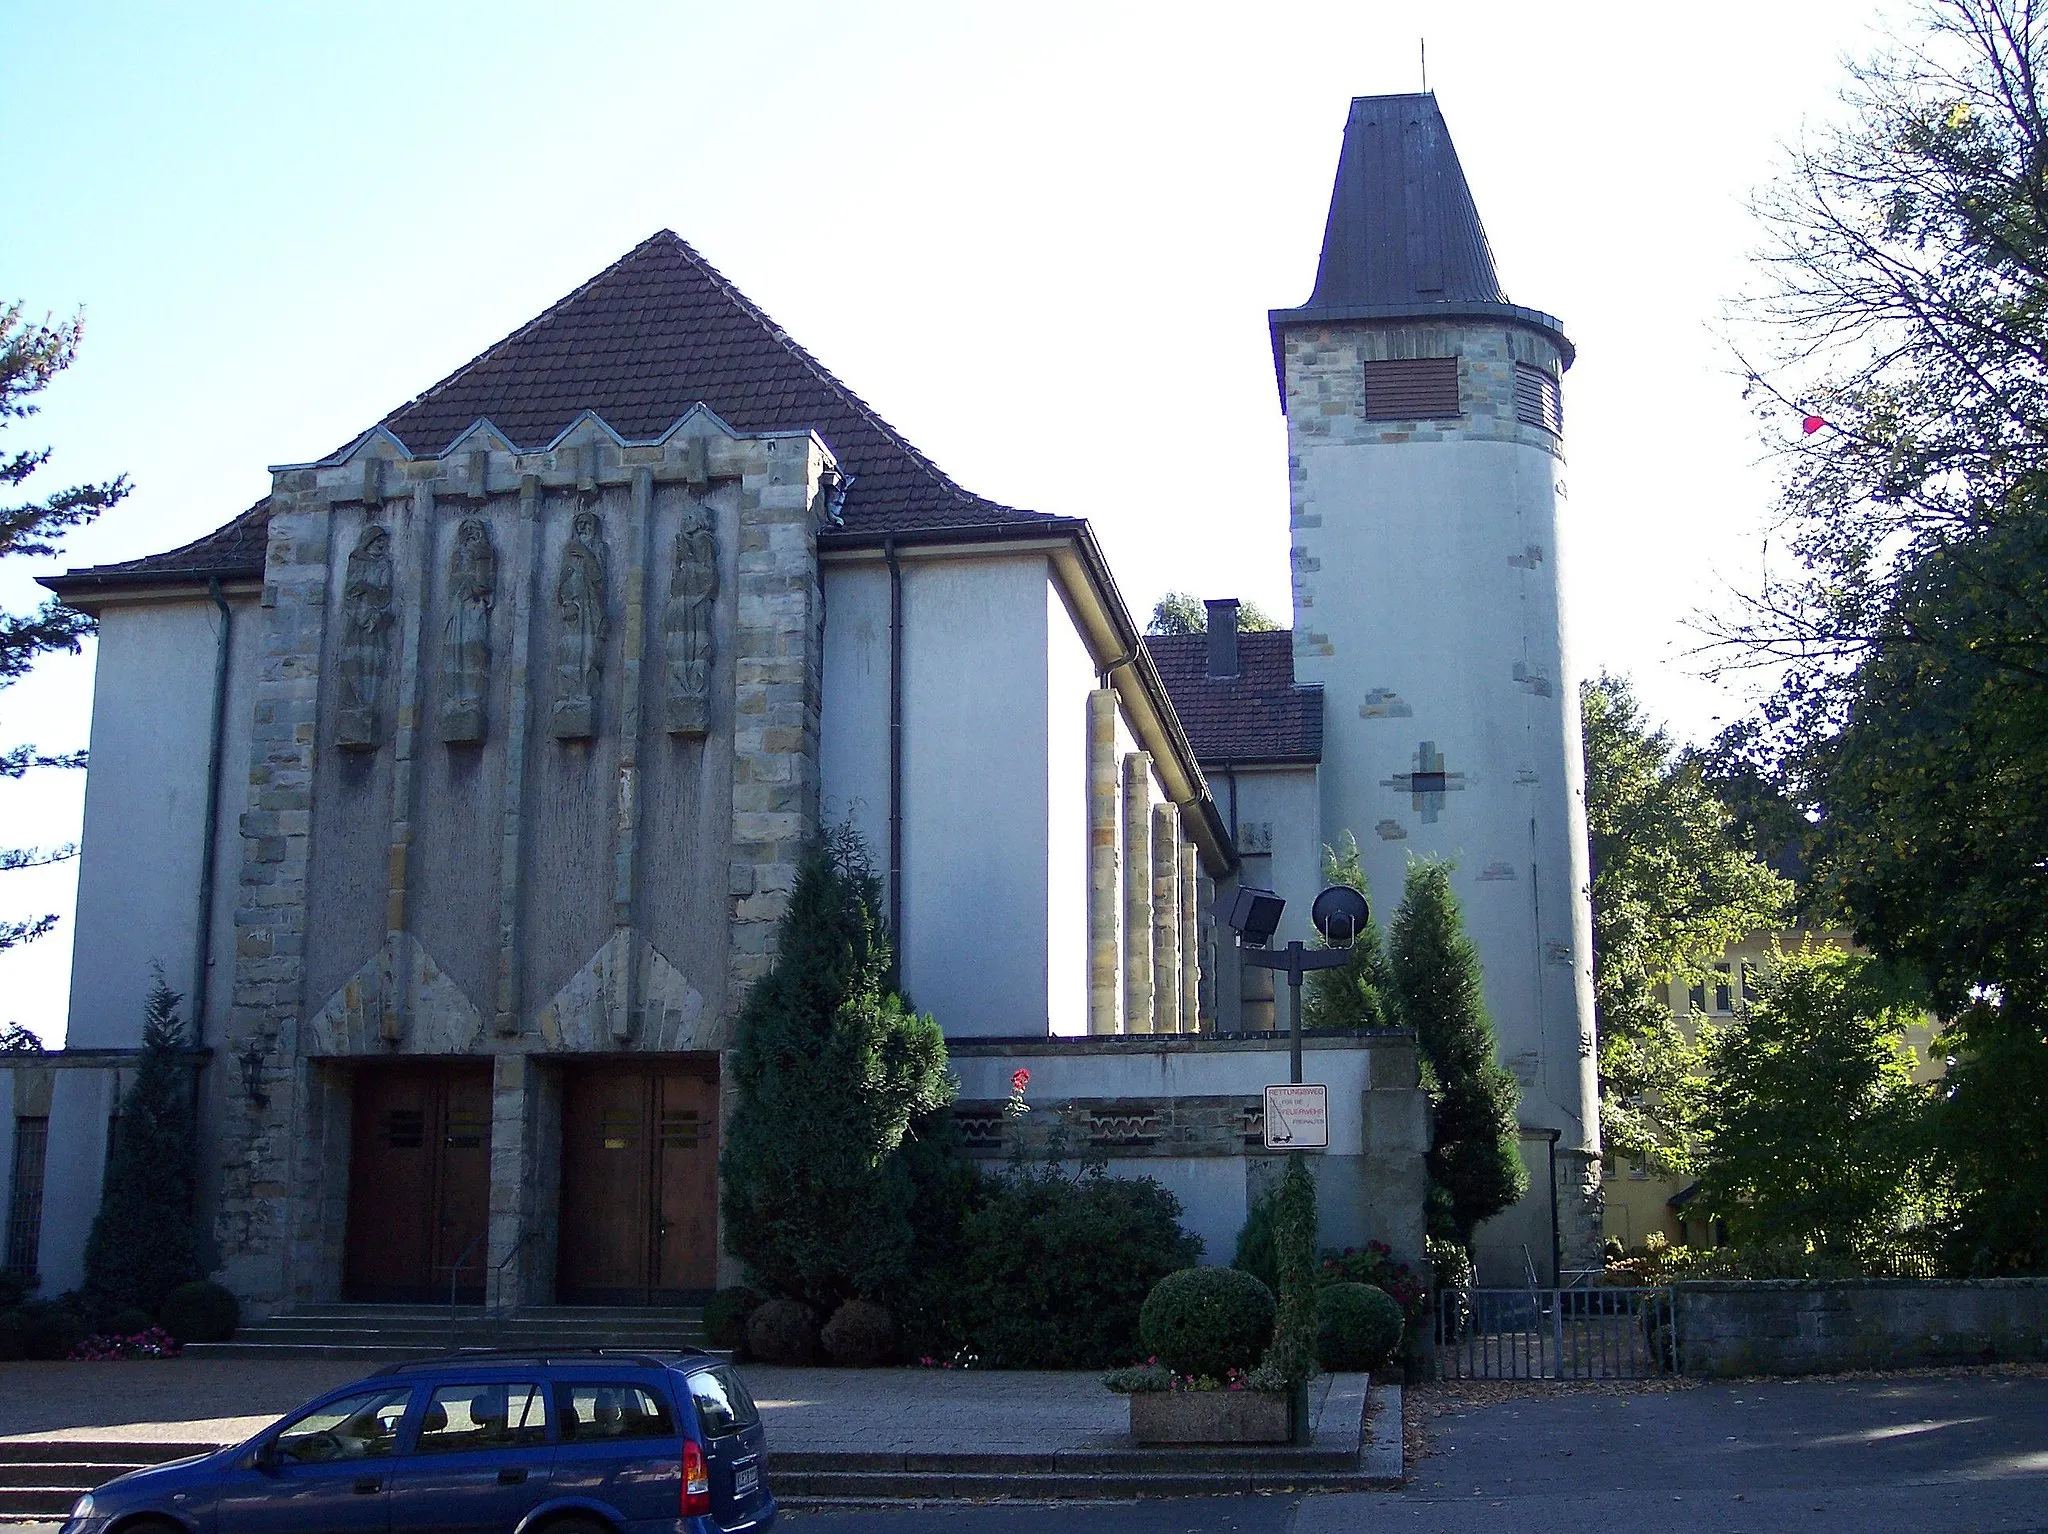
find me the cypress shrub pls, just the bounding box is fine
[1231,1184,1280,1294]
[703,1286,763,1354]
[1389,861,1528,1245]
[1261,1155,1321,1386]
[1303,833,1396,1030]
[81,969,203,1315]
[720,828,952,1309]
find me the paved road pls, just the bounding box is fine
[795,1373,2048,1534]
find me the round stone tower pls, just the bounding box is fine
[1270,94,1600,1281]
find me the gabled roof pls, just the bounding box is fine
[1267,94,1571,395]
[49,231,1053,595]
[1142,630,1323,766]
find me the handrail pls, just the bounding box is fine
[488,1232,542,1320]
[440,1231,488,1327]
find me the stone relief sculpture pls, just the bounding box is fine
[551,509,610,739]
[335,523,394,751]
[663,505,717,736]
[440,517,496,744]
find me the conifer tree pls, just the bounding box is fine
[720,827,952,1309]
[1389,861,1528,1246]
[82,967,202,1314]
[1303,831,1395,1030]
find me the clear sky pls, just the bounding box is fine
[1,0,1887,1040]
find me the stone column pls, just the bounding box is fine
[1151,803,1181,1034]
[1196,872,1218,1029]
[1086,690,1120,1035]
[1178,841,1201,1035]
[1121,752,1153,1034]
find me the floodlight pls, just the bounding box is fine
[1311,885,1370,947]
[1227,886,1285,948]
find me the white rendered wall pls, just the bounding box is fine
[35,1068,119,1294]
[821,553,1074,1038]
[65,598,256,1049]
[1289,341,1598,1159]
[1213,765,1322,1033]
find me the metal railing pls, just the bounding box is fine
[1437,1286,1678,1380]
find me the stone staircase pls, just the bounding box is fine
[184,1302,710,1362]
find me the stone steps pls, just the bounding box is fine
[186,1303,708,1361]
[0,1442,216,1523]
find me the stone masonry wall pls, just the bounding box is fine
[1675,1280,2048,1377]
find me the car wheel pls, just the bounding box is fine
[536,1519,615,1534]
[114,1520,185,1534]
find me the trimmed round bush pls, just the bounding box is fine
[704,1286,763,1354]
[746,1298,819,1365]
[1138,1266,1277,1380]
[107,1306,154,1336]
[821,1299,897,1367]
[159,1280,240,1345]
[15,1301,85,1361]
[1316,1281,1403,1371]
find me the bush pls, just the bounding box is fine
[821,1298,897,1367]
[107,1307,153,1336]
[704,1286,762,1354]
[746,1298,819,1365]
[1317,1282,1404,1371]
[159,1280,239,1345]
[905,1161,1202,1370]
[1138,1267,1276,1380]
[13,1300,85,1360]
[1232,1185,1280,1294]
[0,1270,30,1308]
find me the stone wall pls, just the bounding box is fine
[1675,1280,2048,1377]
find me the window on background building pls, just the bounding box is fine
[1627,1159,1649,1181]
[1363,358,1460,421]
[1739,961,1757,1004]
[5,1116,49,1280]
[1713,963,1733,1013]
[1689,980,1706,1013]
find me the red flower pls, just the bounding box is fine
[1011,1068,1031,1092]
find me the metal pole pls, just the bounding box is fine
[1288,942,1304,1086]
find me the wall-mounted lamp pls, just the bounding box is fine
[237,1040,270,1109]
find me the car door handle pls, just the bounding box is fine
[353,1477,382,1495]
[497,1468,528,1485]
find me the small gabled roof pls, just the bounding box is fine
[1142,630,1323,766]
[48,231,1053,596]
[1267,94,1571,397]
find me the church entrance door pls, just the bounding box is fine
[557,1060,718,1304]
[343,1062,493,1303]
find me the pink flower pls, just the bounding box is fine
[1011,1068,1030,1092]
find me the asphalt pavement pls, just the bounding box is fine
[793,1371,2048,1534]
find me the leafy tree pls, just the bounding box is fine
[1696,944,1942,1256]
[1581,676,1790,1170]
[1388,860,1527,1245]
[1302,832,1396,1031]
[1704,0,2048,1270]
[81,968,202,1314]
[720,826,952,1309]
[1146,590,1283,635]
[2,304,130,956]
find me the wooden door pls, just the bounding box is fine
[558,1061,718,1304]
[344,1064,492,1302]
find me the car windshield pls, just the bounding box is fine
[273,1387,413,1463]
[685,1366,759,1438]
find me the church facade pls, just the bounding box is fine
[1,94,1595,1313]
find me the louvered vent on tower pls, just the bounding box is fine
[1515,364,1562,434]
[1363,358,1460,421]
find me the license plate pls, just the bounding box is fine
[734,1463,759,1496]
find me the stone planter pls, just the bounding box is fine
[1129,1388,1293,1445]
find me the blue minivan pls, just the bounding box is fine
[59,1349,774,1534]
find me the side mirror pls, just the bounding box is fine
[249,1441,281,1472]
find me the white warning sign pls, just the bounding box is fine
[1262,1084,1329,1150]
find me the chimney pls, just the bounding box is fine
[1205,598,1240,679]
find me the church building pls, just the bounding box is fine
[1,94,1596,1317]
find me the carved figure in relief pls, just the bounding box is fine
[335,523,394,750]
[663,505,717,736]
[440,517,496,744]
[551,509,610,739]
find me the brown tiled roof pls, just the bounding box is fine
[1143,630,1323,765]
[52,231,1053,593]
[46,498,274,592]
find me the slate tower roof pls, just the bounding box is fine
[1267,94,1572,393]
[52,232,1053,593]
